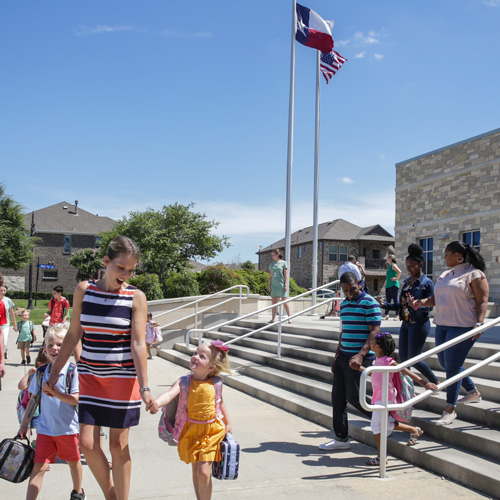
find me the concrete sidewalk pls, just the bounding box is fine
[0,329,490,499]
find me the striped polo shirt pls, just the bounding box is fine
[340,291,381,354]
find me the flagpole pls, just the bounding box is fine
[285,0,297,291]
[311,49,320,312]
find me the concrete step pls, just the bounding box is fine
[158,345,500,499]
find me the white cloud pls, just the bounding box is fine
[74,25,141,36]
[338,177,355,184]
[374,53,384,60]
[355,51,366,59]
[354,30,380,45]
[161,30,212,39]
[483,0,500,6]
[379,154,386,160]
[335,39,350,47]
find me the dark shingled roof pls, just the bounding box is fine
[259,219,394,253]
[24,201,116,235]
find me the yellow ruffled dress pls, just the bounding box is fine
[177,378,226,464]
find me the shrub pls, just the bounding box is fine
[6,291,74,305]
[165,272,200,298]
[128,274,163,301]
[197,265,239,294]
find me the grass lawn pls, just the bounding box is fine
[12,299,71,325]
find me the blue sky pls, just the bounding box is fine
[2,0,500,264]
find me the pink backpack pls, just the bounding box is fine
[158,374,223,446]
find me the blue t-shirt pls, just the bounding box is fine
[28,361,79,436]
[340,291,381,354]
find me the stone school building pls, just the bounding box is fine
[395,127,500,302]
[258,218,395,294]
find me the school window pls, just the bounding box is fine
[298,246,303,259]
[339,246,348,262]
[329,245,338,261]
[63,235,71,254]
[42,270,58,280]
[95,236,102,248]
[462,230,480,252]
[372,249,381,259]
[419,237,433,278]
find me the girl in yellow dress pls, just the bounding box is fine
[155,340,232,500]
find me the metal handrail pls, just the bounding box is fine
[359,316,500,479]
[154,285,250,331]
[185,280,340,355]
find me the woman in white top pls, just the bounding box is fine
[413,241,489,426]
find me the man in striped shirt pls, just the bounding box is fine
[319,272,381,451]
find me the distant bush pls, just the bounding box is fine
[128,274,163,301]
[165,272,200,298]
[6,291,74,305]
[197,265,239,294]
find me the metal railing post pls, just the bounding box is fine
[238,286,242,316]
[277,303,283,358]
[195,302,198,330]
[380,371,389,478]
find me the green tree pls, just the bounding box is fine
[240,260,255,271]
[197,265,239,294]
[69,248,104,282]
[0,184,36,269]
[98,203,230,296]
[128,274,164,301]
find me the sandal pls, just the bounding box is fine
[366,456,387,466]
[407,427,424,446]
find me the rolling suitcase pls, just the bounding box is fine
[0,435,34,483]
[212,432,239,480]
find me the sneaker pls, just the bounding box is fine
[4,349,8,360]
[27,356,31,364]
[70,489,86,500]
[435,410,457,425]
[21,359,26,365]
[457,391,481,404]
[318,438,351,451]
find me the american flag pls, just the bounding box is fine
[320,50,347,83]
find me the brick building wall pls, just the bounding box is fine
[395,128,500,301]
[1,233,99,294]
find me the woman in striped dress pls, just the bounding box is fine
[48,236,157,500]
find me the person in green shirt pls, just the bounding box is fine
[268,249,291,323]
[383,254,402,320]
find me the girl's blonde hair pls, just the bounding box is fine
[387,254,398,264]
[206,341,232,376]
[45,322,70,343]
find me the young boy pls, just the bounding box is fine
[19,323,85,500]
[48,286,70,326]
[17,309,35,365]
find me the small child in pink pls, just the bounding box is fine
[146,313,163,359]
[360,332,438,466]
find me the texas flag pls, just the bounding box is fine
[296,3,334,53]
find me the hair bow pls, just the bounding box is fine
[211,340,229,352]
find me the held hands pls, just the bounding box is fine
[349,354,364,371]
[42,382,57,398]
[425,382,439,392]
[142,392,159,414]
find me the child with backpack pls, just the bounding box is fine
[17,310,36,365]
[359,332,438,466]
[17,348,50,430]
[155,340,232,500]
[18,323,85,500]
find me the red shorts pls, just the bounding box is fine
[34,433,81,463]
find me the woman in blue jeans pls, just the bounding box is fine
[379,244,438,385]
[413,241,489,426]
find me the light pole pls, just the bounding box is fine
[27,212,35,310]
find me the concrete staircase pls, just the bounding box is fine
[158,317,500,498]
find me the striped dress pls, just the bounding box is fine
[78,281,141,428]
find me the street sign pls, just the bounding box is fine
[38,264,55,269]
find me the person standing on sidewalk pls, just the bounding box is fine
[0,284,17,359]
[269,249,291,323]
[383,255,402,320]
[319,272,381,451]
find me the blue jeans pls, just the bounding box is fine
[435,325,476,407]
[399,320,438,384]
[384,286,399,316]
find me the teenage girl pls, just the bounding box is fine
[155,340,232,500]
[359,332,438,466]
